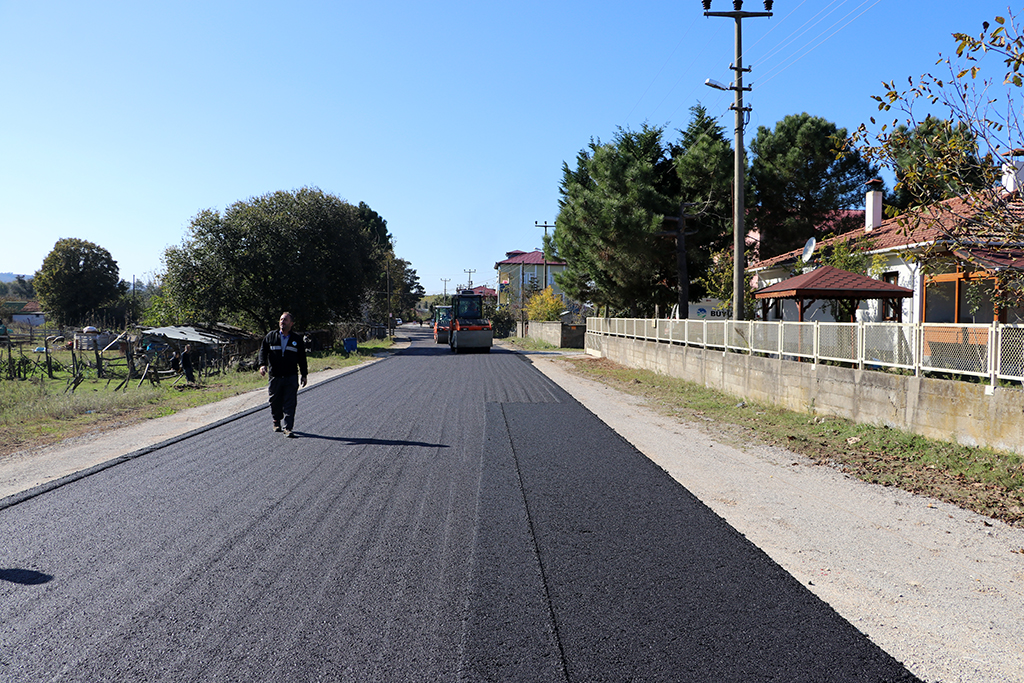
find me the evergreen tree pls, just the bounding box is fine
[888,116,991,210]
[552,125,679,316]
[750,113,880,259]
[673,105,736,304]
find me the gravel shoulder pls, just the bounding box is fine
[3,343,1022,683]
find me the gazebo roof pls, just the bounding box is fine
[754,265,913,301]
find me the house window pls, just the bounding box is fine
[923,269,1000,324]
[924,279,956,323]
[959,277,996,324]
[882,272,901,321]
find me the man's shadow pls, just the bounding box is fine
[290,434,449,449]
[0,568,53,585]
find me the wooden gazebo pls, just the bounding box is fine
[754,265,914,322]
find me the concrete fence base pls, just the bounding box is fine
[528,321,586,348]
[586,331,1024,456]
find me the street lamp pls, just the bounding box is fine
[703,0,773,321]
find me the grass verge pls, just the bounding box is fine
[499,336,579,353]
[0,340,392,458]
[560,355,1024,527]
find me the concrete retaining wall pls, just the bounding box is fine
[529,321,586,348]
[586,331,1024,456]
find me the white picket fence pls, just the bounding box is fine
[586,317,1024,386]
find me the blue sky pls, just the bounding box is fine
[0,1,1008,294]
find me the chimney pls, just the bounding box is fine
[1001,149,1024,192]
[865,178,883,232]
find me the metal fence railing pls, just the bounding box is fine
[586,318,1024,386]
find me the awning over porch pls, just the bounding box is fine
[754,265,914,322]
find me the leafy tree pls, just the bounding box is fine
[526,287,564,321]
[750,113,881,259]
[552,124,680,316]
[393,259,425,320]
[843,10,1024,311]
[363,257,424,326]
[697,248,756,319]
[9,275,35,299]
[142,292,182,327]
[489,307,515,338]
[34,238,122,327]
[161,187,385,332]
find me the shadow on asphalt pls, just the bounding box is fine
[290,433,449,448]
[0,568,54,585]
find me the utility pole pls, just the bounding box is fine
[386,258,392,338]
[703,0,773,321]
[535,221,555,291]
[464,269,475,290]
[656,203,698,318]
[440,277,450,299]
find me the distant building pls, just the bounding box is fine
[495,250,567,309]
[3,300,46,327]
[14,300,46,327]
[465,285,497,302]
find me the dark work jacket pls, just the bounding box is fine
[258,330,308,378]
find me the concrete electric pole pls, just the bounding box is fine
[703,0,773,321]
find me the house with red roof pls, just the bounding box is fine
[749,172,1024,324]
[494,250,567,309]
[466,285,497,302]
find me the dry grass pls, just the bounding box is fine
[0,340,392,458]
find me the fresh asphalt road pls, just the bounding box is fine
[0,327,920,682]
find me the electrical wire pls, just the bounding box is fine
[622,12,703,124]
[757,0,885,89]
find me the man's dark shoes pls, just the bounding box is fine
[273,421,282,433]
[284,428,297,438]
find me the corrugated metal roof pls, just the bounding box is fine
[141,326,229,344]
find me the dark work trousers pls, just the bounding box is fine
[268,375,300,431]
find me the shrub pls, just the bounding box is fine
[526,287,564,321]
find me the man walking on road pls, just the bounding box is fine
[258,311,308,438]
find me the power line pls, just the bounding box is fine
[623,12,702,124]
[757,0,884,89]
[669,0,881,146]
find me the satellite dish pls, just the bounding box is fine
[801,237,816,263]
